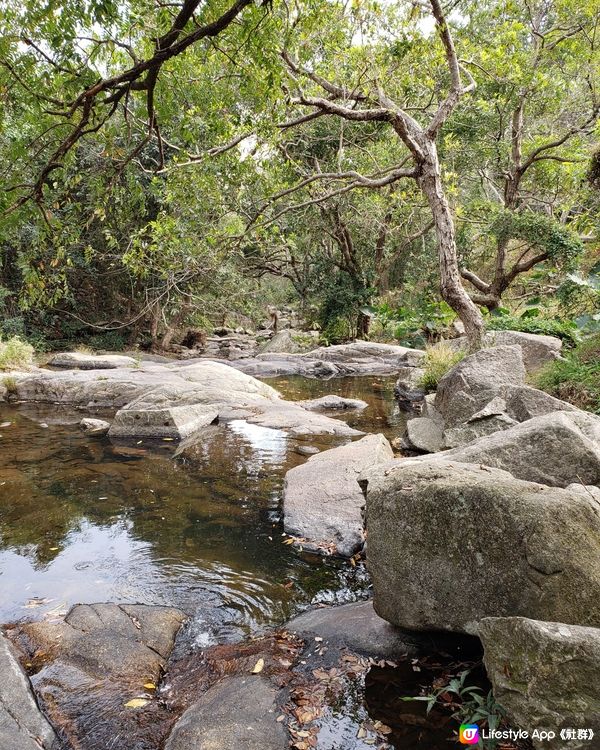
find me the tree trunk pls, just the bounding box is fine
[418,143,485,349]
[161,303,192,350]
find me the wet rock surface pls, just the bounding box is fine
[364,460,600,634]
[165,675,287,750]
[79,417,110,435]
[480,617,600,750]
[0,632,57,750]
[283,434,393,556]
[11,603,186,750]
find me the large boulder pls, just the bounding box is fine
[258,329,302,354]
[443,411,600,487]
[308,340,425,368]
[0,633,57,750]
[364,460,600,634]
[49,352,138,369]
[165,675,287,750]
[435,345,526,428]
[480,617,600,749]
[283,434,393,556]
[449,330,562,373]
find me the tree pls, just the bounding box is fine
[270,0,486,346]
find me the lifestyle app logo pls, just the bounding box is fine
[459,724,480,745]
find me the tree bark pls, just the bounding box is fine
[418,143,485,349]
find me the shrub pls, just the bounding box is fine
[535,333,600,414]
[487,314,580,346]
[419,341,465,392]
[0,335,35,371]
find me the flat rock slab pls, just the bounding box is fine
[14,603,186,750]
[0,633,57,750]
[49,352,138,369]
[286,601,475,659]
[283,434,393,556]
[364,460,600,634]
[165,675,287,750]
[8,360,361,439]
[480,617,600,749]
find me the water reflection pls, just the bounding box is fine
[1,376,397,635]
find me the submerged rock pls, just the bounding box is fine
[49,352,138,369]
[480,617,600,749]
[0,633,57,750]
[283,434,393,556]
[13,603,186,750]
[364,460,600,634]
[165,675,287,750]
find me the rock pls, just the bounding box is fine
[109,388,219,439]
[232,341,426,378]
[486,330,562,372]
[421,393,443,424]
[286,601,472,658]
[443,397,518,448]
[258,329,302,354]
[504,384,577,422]
[164,675,287,750]
[79,417,110,435]
[435,345,526,428]
[0,382,6,402]
[309,341,426,369]
[364,460,600,634]
[0,633,57,750]
[9,360,361,439]
[405,417,444,453]
[297,395,368,411]
[449,331,562,373]
[442,411,600,487]
[49,352,138,369]
[480,617,600,749]
[15,603,185,750]
[284,434,393,556]
[294,445,320,456]
[394,367,426,405]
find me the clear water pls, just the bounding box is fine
[0,375,404,646]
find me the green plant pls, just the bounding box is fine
[2,376,18,394]
[487,313,580,346]
[535,333,600,414]
[0,336,35,371]
[419,342,465,392]
[403,669,505,749]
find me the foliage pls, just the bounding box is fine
[403,669,505,749]
[491,211,584,266]
[487,314,581,346]
[0,335,34,371]
[419,342,466,392]
[535,334,600,414]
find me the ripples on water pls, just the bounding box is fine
[0,376,402,645]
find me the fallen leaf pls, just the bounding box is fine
[251,658,265,674]
[124,698,149,708]
[144,683,156,690]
